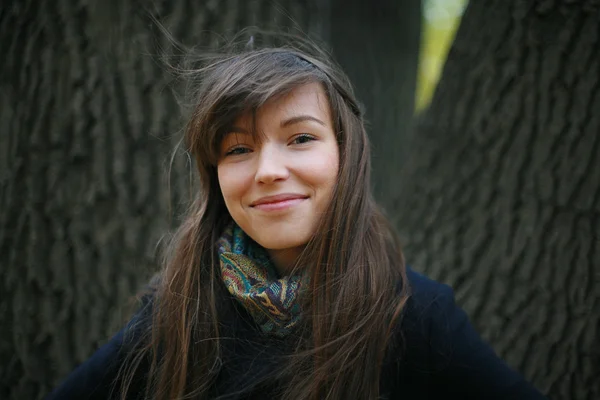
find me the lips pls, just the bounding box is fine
[250,193,309,207]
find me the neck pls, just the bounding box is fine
[267,246,304,276]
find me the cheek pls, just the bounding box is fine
[217,165,249,206]
[305,148,339,191]
[323,147,340,183]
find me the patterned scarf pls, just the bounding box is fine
[217,223,306,337]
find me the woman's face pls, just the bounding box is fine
[217,83,339,269]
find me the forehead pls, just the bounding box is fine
[234,82,332,128]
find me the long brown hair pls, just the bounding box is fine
[120,32,410,400]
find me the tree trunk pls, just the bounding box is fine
[329,0,421,210]
[0,1,419,399]
[394,1,600,399]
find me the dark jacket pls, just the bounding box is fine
[45,267,547,399]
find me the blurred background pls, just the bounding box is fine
[1,0,598,399]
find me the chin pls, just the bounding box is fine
[254,231,310,251]
[258,238,307,251]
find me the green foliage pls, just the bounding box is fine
[416,0,468,112]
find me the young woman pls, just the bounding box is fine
[46,37,547,400]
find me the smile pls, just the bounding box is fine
[250,194,308,211]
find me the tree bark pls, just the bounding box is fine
[394,1,600,399]
[0,1,419,399]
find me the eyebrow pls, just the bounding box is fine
[281,115,326,128]
[226,115,326,135]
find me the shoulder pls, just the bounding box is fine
[398,266,458,369]
[401,266,456,337]
[405,266,454,305]
[399,265,497,370]
[390,266,547,399]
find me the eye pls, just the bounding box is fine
[291,134,316,145]
[225,146,251,156]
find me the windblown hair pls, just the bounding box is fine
[120,32,410,400]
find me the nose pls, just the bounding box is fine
[254,145,289,184]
